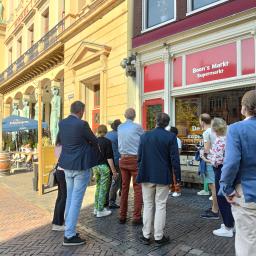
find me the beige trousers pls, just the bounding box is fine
[232,184,256,256]
[142,183,169,240]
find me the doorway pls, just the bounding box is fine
[82,75,101,133]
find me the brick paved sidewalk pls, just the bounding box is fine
[0,172,235,256]
[0,185,122,256]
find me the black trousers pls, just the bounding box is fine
[105,165,121,207]
[52,169,67,226]
[214,165,234,228]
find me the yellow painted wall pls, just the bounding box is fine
[0,24,6,73]
[64,1,130,125]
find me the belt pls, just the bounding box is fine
[121,154,137,158]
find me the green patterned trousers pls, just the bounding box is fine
[93,164,111,211]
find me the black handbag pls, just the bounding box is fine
[47,164,58,188]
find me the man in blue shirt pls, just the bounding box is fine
[106,119,122,208]
[118,108,144,225]
[220,90,256,256]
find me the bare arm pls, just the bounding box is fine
[107,158,118,180]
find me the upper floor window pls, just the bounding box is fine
[28,24,34,48]
[8,47,13,66]
[42,8,49,35]
[17,37,22,57]
[187,0,229,14]
[142,0,176,32]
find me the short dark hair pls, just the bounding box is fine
[156,113,170,128]
[70,101,85,114]
[97,124,108,137]
[111,119,121,131]
[170,126,178,135]
[242,90,256,116]
[199,113,211,125]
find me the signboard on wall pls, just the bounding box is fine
[186,43,237,85]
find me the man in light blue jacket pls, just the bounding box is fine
[220,90,256,256]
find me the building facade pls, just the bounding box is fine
[132,0,256,182]
[0,0,134,143]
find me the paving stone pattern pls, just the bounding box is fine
[0,175,235,256]
[79,188,235,256]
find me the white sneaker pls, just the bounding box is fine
[172,192,181,197]
[213,225,233,237]
[197,190,210,196]
[169,190,172,195]
[96,208,112,218]
[209,196,213,200]
[52,224,65,231]
[93,208,97,215]
[221,223,235,233]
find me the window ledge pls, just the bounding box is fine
[186,0,229,17]
[141,18,176,34]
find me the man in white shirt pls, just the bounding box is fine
[199,113,219,220]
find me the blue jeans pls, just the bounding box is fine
[64,169,91,238]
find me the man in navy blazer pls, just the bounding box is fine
[220,90,256,256]
[137,113,181,246]
[58,101,99,246]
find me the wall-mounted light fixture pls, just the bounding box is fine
[120,54,136,77]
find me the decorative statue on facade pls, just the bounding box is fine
[12,103,20,116]
[21,99,30,118]
[0,0,4,24]
[11,102,20,142]
[50,87,61,144]
[34,91,43,121]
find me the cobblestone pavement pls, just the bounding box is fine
[0,172,235,256]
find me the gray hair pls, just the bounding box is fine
[211,118,227,135]
[156,113,170,128]
[70,101,85,114]
[125,108,136,120]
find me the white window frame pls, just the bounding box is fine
[142,0,176,33]
[187,0,229,16]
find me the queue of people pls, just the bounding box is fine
[50,89,256,256]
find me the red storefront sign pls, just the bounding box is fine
[186,43,237,85]
[144,62,164,93]
[242,38,255,75]
[173,57,182,87]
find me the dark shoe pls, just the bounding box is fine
[155,235,170,246]
[139,235,150,245]
[63,235,86,246]
[200,210,219,220]
[132,218,143,226]
[109,203,120,209]
[119,218,126,224]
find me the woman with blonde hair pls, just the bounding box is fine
[202,118,234,237]
[93,125,118,218]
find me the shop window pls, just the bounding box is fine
[188,0,229,13]
[142,98,164,130]
[175,88,254,156]
[142,0,176,31]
